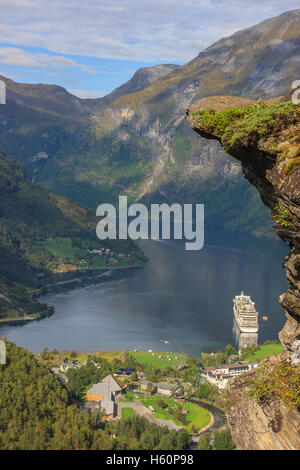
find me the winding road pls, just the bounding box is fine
[186,399,226,447]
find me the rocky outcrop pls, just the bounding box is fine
[187,96,300,449]
[227,365,300,450]
[187,96,300,353]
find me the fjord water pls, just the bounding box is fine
[1,229,288,356]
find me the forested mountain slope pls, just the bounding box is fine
[0,152,145,322]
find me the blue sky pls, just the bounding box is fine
[0,0,299,98]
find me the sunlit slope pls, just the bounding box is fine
[0,10,299,236]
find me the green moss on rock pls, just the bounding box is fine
[192,100,299,156]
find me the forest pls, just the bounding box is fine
[0,341,190,450]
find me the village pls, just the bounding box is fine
[36,344,274,444]
[49,358,216,432]
[50,246,137,273]
[198,362,258,389]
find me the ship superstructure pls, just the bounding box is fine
[233,291,258,333]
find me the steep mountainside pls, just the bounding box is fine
[0,10,299,236]
[0,152,145,323]
[187,97,300,450]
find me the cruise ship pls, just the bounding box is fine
[233,291,259,333]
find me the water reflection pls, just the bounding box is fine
[0,229,288,355]
[233,319,258,351]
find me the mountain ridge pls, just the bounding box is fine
[0,10,299,237]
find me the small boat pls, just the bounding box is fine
[160,340,170,344]
[262,316,268,321]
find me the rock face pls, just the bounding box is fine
[227,368,300,450]
[187,96,300,449]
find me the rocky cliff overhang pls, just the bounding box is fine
[187,96,300,356]
[186,96,300,449]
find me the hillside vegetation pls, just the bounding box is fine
[191,100,299,158]
[0,341,190,450]
[0,152,145,321]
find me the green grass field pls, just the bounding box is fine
[184,402,211,433]
[41,237,108,269]
[244,343,282,362]
[130,350,187,369]
[141,397,179,422]
[36,350,126,368]
[121,407,136,419]
[120,392,144,402]
[40,237,136,271]
[141,397,210,432]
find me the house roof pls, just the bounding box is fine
[101,375,122,392]
[202,363,251,374]
[141,380,157,387]
[157,382,178,391]
[86,375,122,417]
[226,364,249,370]
[100,399,115,415]
[87,383,112,400]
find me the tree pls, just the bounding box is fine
[1,341,196,451]
[213,428,235,450]
[186,354,196,366]
[225,344,237,357]
[200,351,228,367]
[130,371,138,382]
[111,358,122,372]
[70,350,78,358]
[158,434,174,450]
[154,398,167,409]
[240,344,260,360]
[41,348,49,360]
[176,429,190,449]
[198,434,210,450]
[183,365,200,386]
[198,382,212,399]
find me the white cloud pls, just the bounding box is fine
[0,0,298,62]
[0,46,99,72]
[0,1,298,63]
[0,47,42,67]
[42,56,78,68]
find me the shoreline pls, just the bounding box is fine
[0,308,53,327]
[0,263,147,327]
[51,261,147,275]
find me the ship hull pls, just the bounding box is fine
[233,320,258,350]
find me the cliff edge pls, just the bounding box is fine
[187,96,300,449]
